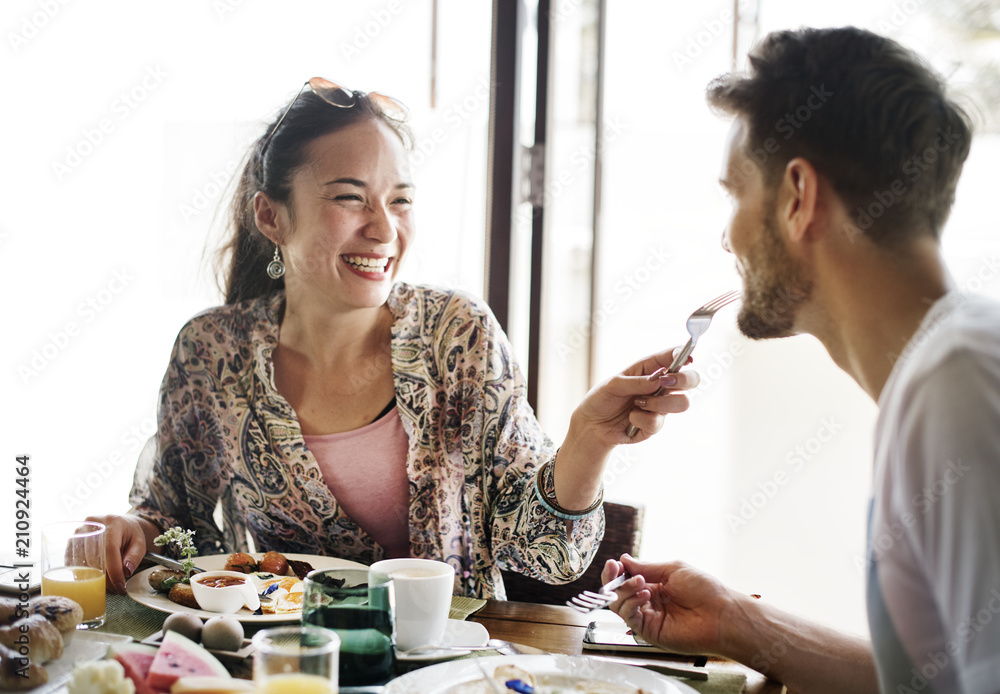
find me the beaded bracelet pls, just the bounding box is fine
[533,459,604,521]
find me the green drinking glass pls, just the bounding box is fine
[301,568,396,686]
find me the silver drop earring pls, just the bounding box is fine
[266,244,285,279]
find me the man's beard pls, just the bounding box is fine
[736,212,813,340]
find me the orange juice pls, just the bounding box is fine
[257,673,336,694]
[42,566,105,621]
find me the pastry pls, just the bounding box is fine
[28,596,83,635]
[0,597,22,625]
[258,552,288,575]
[223,553,257,574]
[0,642,48,690]
[0,614,64,663]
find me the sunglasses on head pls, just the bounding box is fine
[260,77,408,157]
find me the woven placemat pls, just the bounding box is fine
[97,594,167,641]
[100,594,487,639]
[449,596,487,621]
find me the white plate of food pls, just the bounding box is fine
[125,553,366,623]
[396,619,490,661]
[383,654,700,693]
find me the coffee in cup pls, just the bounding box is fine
[368,558,455,652]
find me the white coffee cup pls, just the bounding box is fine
[369,558,455,651]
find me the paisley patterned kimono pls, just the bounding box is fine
[129,283,604,598]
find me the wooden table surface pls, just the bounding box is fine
[470,600,786,694]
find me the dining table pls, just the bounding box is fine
[468,600,786,694]
[62,593,786,694]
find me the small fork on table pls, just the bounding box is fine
[626,290,741,438]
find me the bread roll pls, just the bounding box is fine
[0,597,21,625]
[0,642,48,690]
[0,614,64,664]
[168,582,200,609]
[28,596,83,634]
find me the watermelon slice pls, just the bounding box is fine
[147,631,230,691]
[110,643,159,694]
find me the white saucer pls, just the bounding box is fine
[396,619,490,661]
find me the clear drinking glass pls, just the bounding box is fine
[40,521,106,629]
[252,625,340,694]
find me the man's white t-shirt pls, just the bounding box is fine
[869,292,1000,694]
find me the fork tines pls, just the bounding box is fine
[566,573,630,613]
[567,590,615,612]
[701,289,741,312]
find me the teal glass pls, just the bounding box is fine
[301,568,395,686]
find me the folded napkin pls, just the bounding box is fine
[449,596,487,621]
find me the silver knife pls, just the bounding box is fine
[143,552,207,574]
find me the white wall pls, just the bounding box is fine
[2,0,491,567]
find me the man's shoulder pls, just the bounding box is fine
[897,293,1000,380]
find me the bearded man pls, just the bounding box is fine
[604,26,1000,694]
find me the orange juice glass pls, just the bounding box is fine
[41,521,106,629]
[253,626,340,694]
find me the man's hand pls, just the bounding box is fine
[601,555,736,657]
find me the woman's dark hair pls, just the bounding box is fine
[707,27,974,246]
[218,88,411,305]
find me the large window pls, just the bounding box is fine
[533,0,1000,636]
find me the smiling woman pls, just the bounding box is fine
[84,78,702,600]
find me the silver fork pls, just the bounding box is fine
[566,572,631,613]
[626,290,741,438]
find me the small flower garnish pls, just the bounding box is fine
[154,527,198,587]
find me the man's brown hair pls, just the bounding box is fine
[708,26,973,245]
